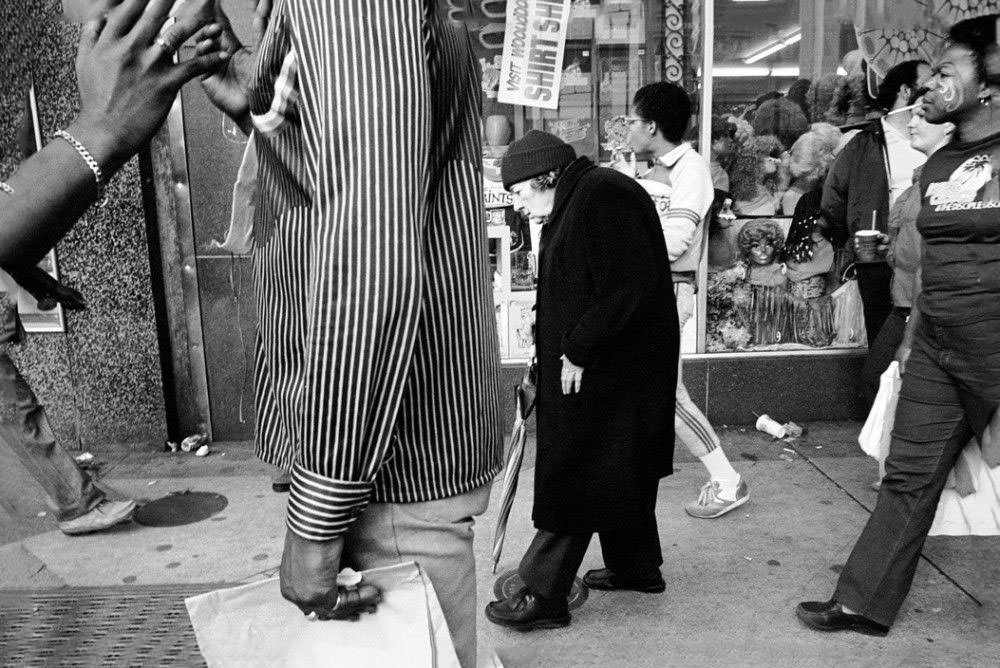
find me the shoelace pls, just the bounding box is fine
[695,481,720,506]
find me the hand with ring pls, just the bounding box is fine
[72,0,230,176]
[280,531,382,621]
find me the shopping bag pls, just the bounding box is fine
[185,561,459,668]
[858,361,901,462]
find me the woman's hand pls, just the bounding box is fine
[72,0,229,172]
[560,355,584,394]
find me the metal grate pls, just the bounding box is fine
[0,585,218,667]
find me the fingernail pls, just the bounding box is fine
[219,51,230,60]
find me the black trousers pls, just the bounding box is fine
[519,518,663,600]
[834,316,1000,626]
[855,262,894,354]
[860,306,910,406]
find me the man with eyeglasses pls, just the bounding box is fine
[617,82,751,520]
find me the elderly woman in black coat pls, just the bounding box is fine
[485,131,679,630]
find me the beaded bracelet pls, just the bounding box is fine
[55,129,105,199]
[0,182,12,195]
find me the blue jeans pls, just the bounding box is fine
[835,316,1000,626]
[340,483,491,668]
[0,351,104,521]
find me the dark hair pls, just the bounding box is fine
[948,15,1000,86]
[632,82,692,143]
[786,78,812,120]
[752,98,810,152]
[875,60,929,111]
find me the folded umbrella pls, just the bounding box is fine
[491,361,536,574]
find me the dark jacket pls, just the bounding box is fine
[820,120,889,251]
[532,157,679,534]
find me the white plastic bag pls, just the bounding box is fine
[859,361,901,462]
[185,562,459,668]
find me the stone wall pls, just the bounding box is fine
[0,1,167,449]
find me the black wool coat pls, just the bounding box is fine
[532,157,679,534]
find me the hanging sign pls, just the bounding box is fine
[498,0,573,110]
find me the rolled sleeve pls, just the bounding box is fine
[287,463,375,540]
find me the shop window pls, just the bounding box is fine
[467,0,697,362]
[705,1,878,353]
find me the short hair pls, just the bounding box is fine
[632,82,693,144]
[528,168,564,191]
[875,60,929,111]
[948,15,1000,86]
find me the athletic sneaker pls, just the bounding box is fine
[58,500,137,535]
[685,479,749,519]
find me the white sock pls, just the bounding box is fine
[699,448,741,498]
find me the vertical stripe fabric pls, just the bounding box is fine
[248,0,503,541]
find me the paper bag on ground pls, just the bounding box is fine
[186,561,459,668]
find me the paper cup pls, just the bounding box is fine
[854,229,883,263]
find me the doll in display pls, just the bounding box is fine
[737,219,789,346]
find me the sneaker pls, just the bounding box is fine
[685,479,749,519]
[58,500,137,535]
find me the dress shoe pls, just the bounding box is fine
[272,471,291,493]
[796,600,889,637]
[583,568,665,593]
[485,587,570,631]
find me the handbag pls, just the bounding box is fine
[858,361,901,462]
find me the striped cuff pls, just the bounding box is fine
[286,463,373,541]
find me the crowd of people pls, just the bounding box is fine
[0,1,998,664]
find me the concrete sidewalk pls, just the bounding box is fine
[1,423,997,666]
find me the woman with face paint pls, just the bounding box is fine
[798,15,1000,637]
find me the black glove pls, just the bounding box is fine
[3,263,87,311]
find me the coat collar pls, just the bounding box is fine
[549,156,596,223]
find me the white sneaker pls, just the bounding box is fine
[685,480,749,519]
[58,500,137,535]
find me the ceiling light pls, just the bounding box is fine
[744,31,802,64]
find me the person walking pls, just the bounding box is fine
[860,99,955,489]
[196,3,503,665]
[619,82,749,518]
[820,59,931,394]
[0,0,227,534]
[484,131,677,631]
[797,15,1000,636]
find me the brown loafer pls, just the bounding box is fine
[583,568,665,593]
[796,600,889,637]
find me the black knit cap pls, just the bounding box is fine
[500,130,576,190]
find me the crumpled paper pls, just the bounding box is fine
[185,561,459,668]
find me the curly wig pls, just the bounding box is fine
[728,134,785,201]
[737,219,786,262]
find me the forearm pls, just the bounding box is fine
[0,119,126,266]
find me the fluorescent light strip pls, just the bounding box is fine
[713,65,799,78]
[744,31,802,64]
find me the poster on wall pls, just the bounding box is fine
[16,75,65,333]
[498,0,573,110]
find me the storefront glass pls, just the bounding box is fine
[469,1,982,361]
[705,0,867,354]
[465,0,700,361]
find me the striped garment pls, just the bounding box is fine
[247,0,503,541]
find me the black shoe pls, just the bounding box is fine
[271,471,291,493]
[582,568,665,593]
[485,587,570,631]
[795,600,889,637]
